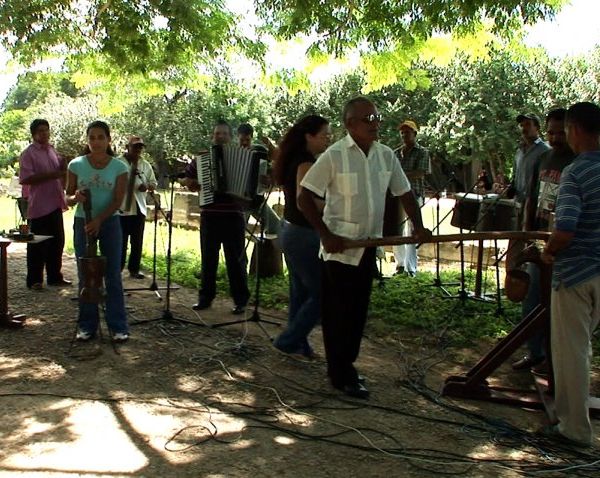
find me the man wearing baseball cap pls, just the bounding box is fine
[393,120,430,276]
[119,135,157,279]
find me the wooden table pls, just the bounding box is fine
[0,235,52,328]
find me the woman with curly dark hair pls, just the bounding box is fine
[272,115,331,359]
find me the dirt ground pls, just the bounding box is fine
[0,244,598,478]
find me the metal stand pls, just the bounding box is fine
[428,187,460,296]
[130,177,206,328]
[212,192,282,336]
[123,191,179,300]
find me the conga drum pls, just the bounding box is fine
[451,193,482,230]
[477,196,520,231]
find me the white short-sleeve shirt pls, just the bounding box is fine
[301,134,411,265]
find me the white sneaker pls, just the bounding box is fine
[113,332,129,342]
[76,330,92,341]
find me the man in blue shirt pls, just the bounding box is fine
[541,101,600,447]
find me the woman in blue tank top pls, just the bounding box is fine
[66,121,129,342]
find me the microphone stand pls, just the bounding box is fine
[464,186,512,307]
[424,174,461,295]
[123,190,179,299]
[130,175,206,328]
[431,177,482,304]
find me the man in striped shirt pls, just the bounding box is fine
[541,101,600,447]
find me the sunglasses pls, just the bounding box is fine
[356,114,383,124]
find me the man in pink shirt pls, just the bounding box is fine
[18,119,70,289]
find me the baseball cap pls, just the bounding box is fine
[398,120,418,132]
[128,135,145,146]
[516,113,541,128]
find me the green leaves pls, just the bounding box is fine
[255,0,563,56]
[0,0,252,76]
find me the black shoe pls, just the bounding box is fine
[129,272,145,280]
[48,278,72,286]
[231,305,246,315]
[512,355,544,371]
[335,382,370,399]
[192,299,212,311]
[358,374,366,384]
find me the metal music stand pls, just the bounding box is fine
[123,191,179,300]
[426,177,486,303]
[212,186,282,337]
[130,175,206,328]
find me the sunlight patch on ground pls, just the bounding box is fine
[175,374,206,392]
[0,355,66,381]
[228,367,256,381]
[273,435,296,446]
[120,398,250,462]
[1,401,147,473]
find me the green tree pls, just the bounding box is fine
[0,0,261,75]
[2,72,80,111]
[256,1,565,54]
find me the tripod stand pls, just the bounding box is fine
[212,191,282,336]
[123,191,179,299]
[130,176,206,328]
[423,175,461,295]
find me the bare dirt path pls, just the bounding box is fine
[0,244,598,477]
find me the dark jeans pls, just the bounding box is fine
[27,208,65,287]
[199,211,249,307]
[321,247,376,388]
[120,211,146,273]
[273,220,321,354]
[522,262,545,359]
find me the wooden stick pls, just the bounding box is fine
[344,231,551,249]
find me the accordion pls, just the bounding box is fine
[196,144,267,207]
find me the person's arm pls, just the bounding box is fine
[65,169,84,207]
[85,172,128,236]
[404,170,425,181]
[399,191,431,241]
[19,149,65,186]
[144,161,158,191]
[541,229,575,263]
[541,168,578,263]
[403,148,429,182]
[296,162,324,212]
[179,159,201,192]
[297,186,345,253]
[138,160,156,192]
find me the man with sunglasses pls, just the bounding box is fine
[298,97,430,399]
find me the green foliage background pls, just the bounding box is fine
[3,46,600,184]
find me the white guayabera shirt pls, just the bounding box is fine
[301,134,411,266]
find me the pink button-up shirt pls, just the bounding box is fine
[18,142,67,219]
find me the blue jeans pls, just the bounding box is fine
[74,216,128,335]
[274,220,321,354]
[522,261,544,359]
